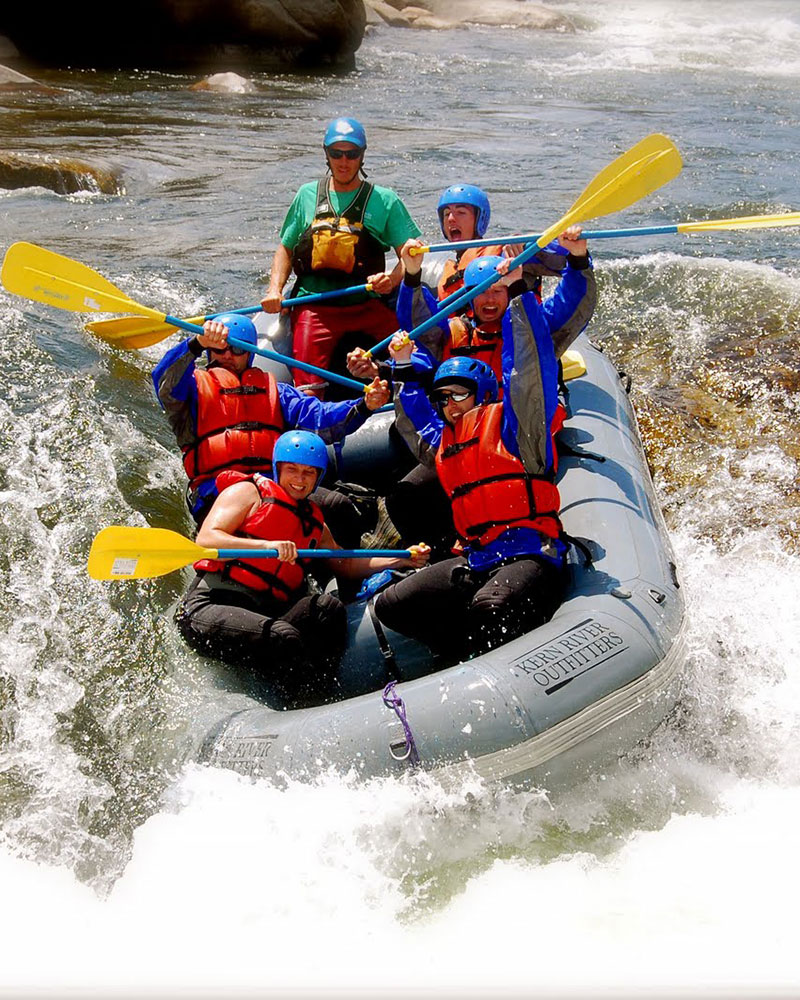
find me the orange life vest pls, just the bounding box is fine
[435,403,562,550]
[194,473,325,600]
[444,315,504,390]
[183,366,285,492]
[437,244,504,301]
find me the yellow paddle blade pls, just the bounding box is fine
[568,134,679,217]
[85,313,205,349]
[1,241,165,321]
[537,133,682,249]
[677,211,800,233]
[88,526,216,580]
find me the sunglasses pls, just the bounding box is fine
[434,388,473,404]
[326,148,363,160]
[209,343,248,356]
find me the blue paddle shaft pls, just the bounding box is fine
[217,548,411,559]
[183,330,391,411]
[225,335,367,391]
[281,283,371,307]
[424,224,682,254]
[199,285,371,325]
[166,302,382,395]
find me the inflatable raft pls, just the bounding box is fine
[198,330,686,788]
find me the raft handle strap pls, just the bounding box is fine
[382,681,420,766]
[562,532,594,569]
[557,442,606,464]
[367,597,401,682]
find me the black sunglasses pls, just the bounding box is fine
[326,148,363,161]
[434,388,473,403]
[209,343,248,357]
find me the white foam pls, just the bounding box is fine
[3,761,800,992]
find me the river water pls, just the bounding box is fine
[1,0,799,995]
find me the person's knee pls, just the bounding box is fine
[468,578,529,651]
[373,585,402,632]
[174,600,199,646]
[314,592,346,630]
[470,581,513,618]
[265,619,305,670]
[311,593,347,667]
[468,567,561,651]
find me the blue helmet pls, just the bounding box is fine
[462,254,506,290]
[272,430,329,486]
[437,184,491,238]
[432,356,498,405]
[323,116,367,150]
[209,313,258,367]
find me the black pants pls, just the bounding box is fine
[384,462,456,562]
[374,555,566,661]
[175,574,347,693]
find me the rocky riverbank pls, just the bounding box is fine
[363,0,576,32]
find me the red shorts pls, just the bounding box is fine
[290,300,398,398]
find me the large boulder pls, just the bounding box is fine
[0,0,366,72]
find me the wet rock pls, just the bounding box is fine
[0,62,61,94]
[0,153,124,196]
[364,3,385,26]
[366,0,575,31]
[0,0,366,72]
[400,7,454,29]
[364,0,414,27]
[190,72,257,94]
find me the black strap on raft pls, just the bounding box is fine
[562,531,594,569]
[557,442,606,464]
[367,597,400,681]
[557,357,571,416]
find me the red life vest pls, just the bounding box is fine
[437,244,504,301]
[435,403,562,549]
[443,318,567,464]
[444,315,504,390]
[194,473,325,600]
[183,366,285,493]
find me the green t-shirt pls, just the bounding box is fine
[279,179,421,298]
